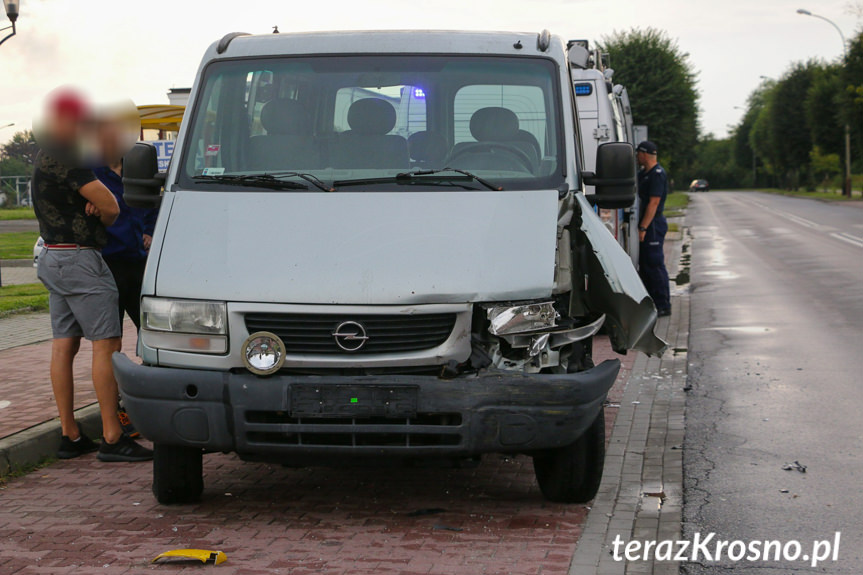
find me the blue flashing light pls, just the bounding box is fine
[413,88,426,99]
[574,83,592,96]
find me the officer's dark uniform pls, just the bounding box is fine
[637,153,671,314]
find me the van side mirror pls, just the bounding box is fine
[582,142,636,209]
[123,142,164,209]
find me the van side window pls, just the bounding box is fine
[186,75,224,174]
[246,70,275,137]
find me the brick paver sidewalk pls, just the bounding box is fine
[0,312,53,352]
[0,319,139,439]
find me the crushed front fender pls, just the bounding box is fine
[575,192,667,356]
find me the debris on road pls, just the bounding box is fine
[433,524,464,532]
[407,508,447,517]
[781,461,807,473]
[152,549,227,565]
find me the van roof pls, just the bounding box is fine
[207,30,564,59]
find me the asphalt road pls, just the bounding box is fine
[683,191,863,574]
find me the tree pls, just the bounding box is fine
[806,64,844,157]
[599,28,700,185]
[809,146,841,191]
[768,62,819,189]
[841,30,863,171]
[750,86,778,185]
[0,130,38,171]
[0,156,31,177]
[733,80,775,188]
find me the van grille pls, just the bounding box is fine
[245,411,463,447]
[244,312,457,355]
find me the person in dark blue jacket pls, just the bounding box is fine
[636,141,671,317]
[95,160,157,438]
[94,163,157,331]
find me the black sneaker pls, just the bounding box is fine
[57,424,99,459]
[117,404,140,438]
[97,434,154,462]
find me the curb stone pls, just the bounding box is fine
[0,403,102,477]
[0,259,33,268]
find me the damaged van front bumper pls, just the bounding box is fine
[113,352,619,461]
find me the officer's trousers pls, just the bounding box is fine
[639,217,671,312]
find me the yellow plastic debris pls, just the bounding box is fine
[151,549,227,565]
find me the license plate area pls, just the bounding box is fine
[290,385,418,418]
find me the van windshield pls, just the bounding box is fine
[178,55,563,191]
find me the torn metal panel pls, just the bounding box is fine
[574,192,667,356]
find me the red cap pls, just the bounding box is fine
[49,89,90,121]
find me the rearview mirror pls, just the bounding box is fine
[122,142,164,209]
[582,142,636,209]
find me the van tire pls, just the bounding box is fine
[532,408,605,503]
[152,443,204,505]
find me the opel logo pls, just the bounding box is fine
[332,321,369,352]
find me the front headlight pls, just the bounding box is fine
[487,301,557,336]
[141,297,227,354]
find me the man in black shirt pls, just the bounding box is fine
[33,89,152,462]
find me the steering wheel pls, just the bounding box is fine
[447,143,534,173]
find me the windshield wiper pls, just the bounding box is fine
[334,168,503,191]
[263,171,335,192]
[193,172,334,193]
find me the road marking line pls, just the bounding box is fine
[745,198,823,229]
[779,211,820,229]
[830,233,863,248]
[743,196,861,248]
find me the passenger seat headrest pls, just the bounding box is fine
[470,107,520,142]
[408,131,447,163]
[347,98,397,135]
[261,99,311,135]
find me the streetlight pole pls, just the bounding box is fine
[0,0,18,47]
[797,8,853,197]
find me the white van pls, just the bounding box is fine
[569,40,640,266]
[116,30,665,505]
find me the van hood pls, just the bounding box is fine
[154,190,559,305]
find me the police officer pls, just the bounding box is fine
[636,141,671,317]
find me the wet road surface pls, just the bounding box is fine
[683,192,863,574]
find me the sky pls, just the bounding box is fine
[0,0,860,146]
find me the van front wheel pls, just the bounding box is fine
[152,443,204,505]
[532,408,605,503]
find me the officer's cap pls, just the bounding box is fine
[636,141,658,155]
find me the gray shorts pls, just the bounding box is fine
[36,248,122,341]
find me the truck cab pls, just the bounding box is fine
[116,29,665,505]
[569,40,640,267]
